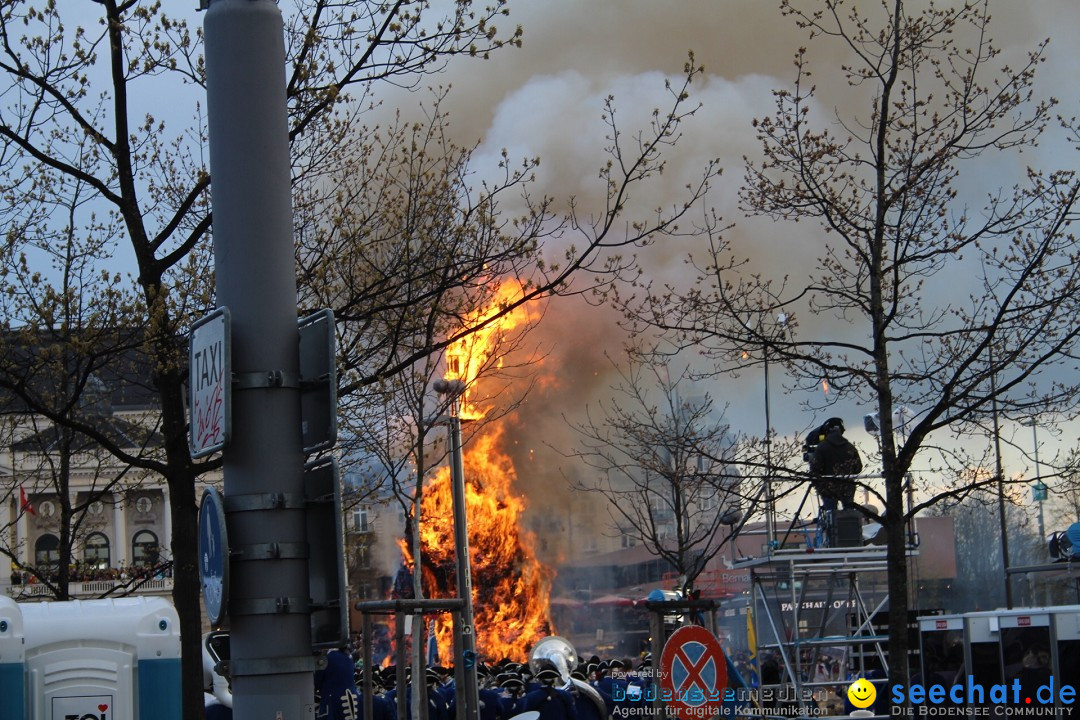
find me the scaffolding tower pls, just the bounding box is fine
[736,543,917,715]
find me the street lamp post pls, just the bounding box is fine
[894,406,916,544]
[989,355,1013,609]
[763,340,775,553]
[762,313,788,554]
[433,379,479,720]
[1022,418,1047,542]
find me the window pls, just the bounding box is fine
[621,531,637,549]
[132,530,160,567]
[356,544,370,569]
[35,534,60,569]
[650,498,674,524]
[353,505,371,533]
[84,532,111,570]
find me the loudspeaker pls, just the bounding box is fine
[832,509,863,547]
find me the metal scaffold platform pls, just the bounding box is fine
[736,542,918,715]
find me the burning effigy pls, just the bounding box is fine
[397,280,554,662]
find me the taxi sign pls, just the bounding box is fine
[659,624,727,719]
[189,307,231,458]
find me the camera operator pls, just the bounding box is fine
[806,418,863,520]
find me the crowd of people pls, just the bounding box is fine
[8,561,172,587]
[206,641,662,720]
[323,649,661,720]
[203,635,901,719]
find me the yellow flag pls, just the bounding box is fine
[747,607,759,685]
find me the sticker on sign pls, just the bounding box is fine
[189,308,231,458]
[52,694,114,720]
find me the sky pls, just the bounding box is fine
[65,0,1077,525]
[362,0,1080,518]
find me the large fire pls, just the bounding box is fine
[400,279,554,662]
[444,280,532,421]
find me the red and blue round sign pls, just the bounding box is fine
[659,624,728,719]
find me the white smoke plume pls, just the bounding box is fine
[410,0,1080,528]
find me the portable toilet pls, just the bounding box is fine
[1050,606,1080,703]
[917,614,964,685]
[997,609,1052,707]
[0,595,25,719]
[22,596,181,720]
[963,611,1003,689]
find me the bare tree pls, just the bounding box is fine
[0,189,164,598]
[566,355,743,595]
[617,0,1080,693]
[0,1,719,711]
[0,1,529,710]
[1050,447,1080,528]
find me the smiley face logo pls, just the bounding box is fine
[847,677,877,708]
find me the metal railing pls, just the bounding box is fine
[4,576,173,600]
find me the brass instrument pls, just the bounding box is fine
[528,635,609,719]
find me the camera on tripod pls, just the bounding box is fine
[803,419,843,463]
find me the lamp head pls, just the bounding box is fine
[433,379,466,397]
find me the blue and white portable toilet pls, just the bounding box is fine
[0,594,25,719]
[1050,606,1080,697]
[22,596,181,720]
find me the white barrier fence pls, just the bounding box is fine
[4,577,173,600]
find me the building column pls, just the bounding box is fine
[15,501,29,565]
[0,499,11,586]
[114,498,128,567]
[161,490,172,563]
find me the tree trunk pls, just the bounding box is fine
[57,429,72,601]
[156,359,206,719]
[885,470,910,706]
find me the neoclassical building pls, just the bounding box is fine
[0,360,207,599]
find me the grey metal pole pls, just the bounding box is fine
[989,357,1013,609]
[204,1,313,718]
[1026,419,1046,541]
[447,411,480,720]
[763,341,775,553]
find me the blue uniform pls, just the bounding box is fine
[478,687,510,720]
[316,651,361,720]
[513,686,577,720]
[315,651,394,720]
[205,704,232,720]
[386,683,450,720]
[570,687,605,720]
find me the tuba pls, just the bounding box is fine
[529,636,610,719]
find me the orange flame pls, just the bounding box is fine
[402,425,553,661]
[399,278,552,662]
[444,280,532,419]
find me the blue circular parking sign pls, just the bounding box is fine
[199,487,229,626]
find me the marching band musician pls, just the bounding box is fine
[315,649,362,720]
[511,660,578,720]
[476,663,514,720]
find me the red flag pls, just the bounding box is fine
[19,486,35,515]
